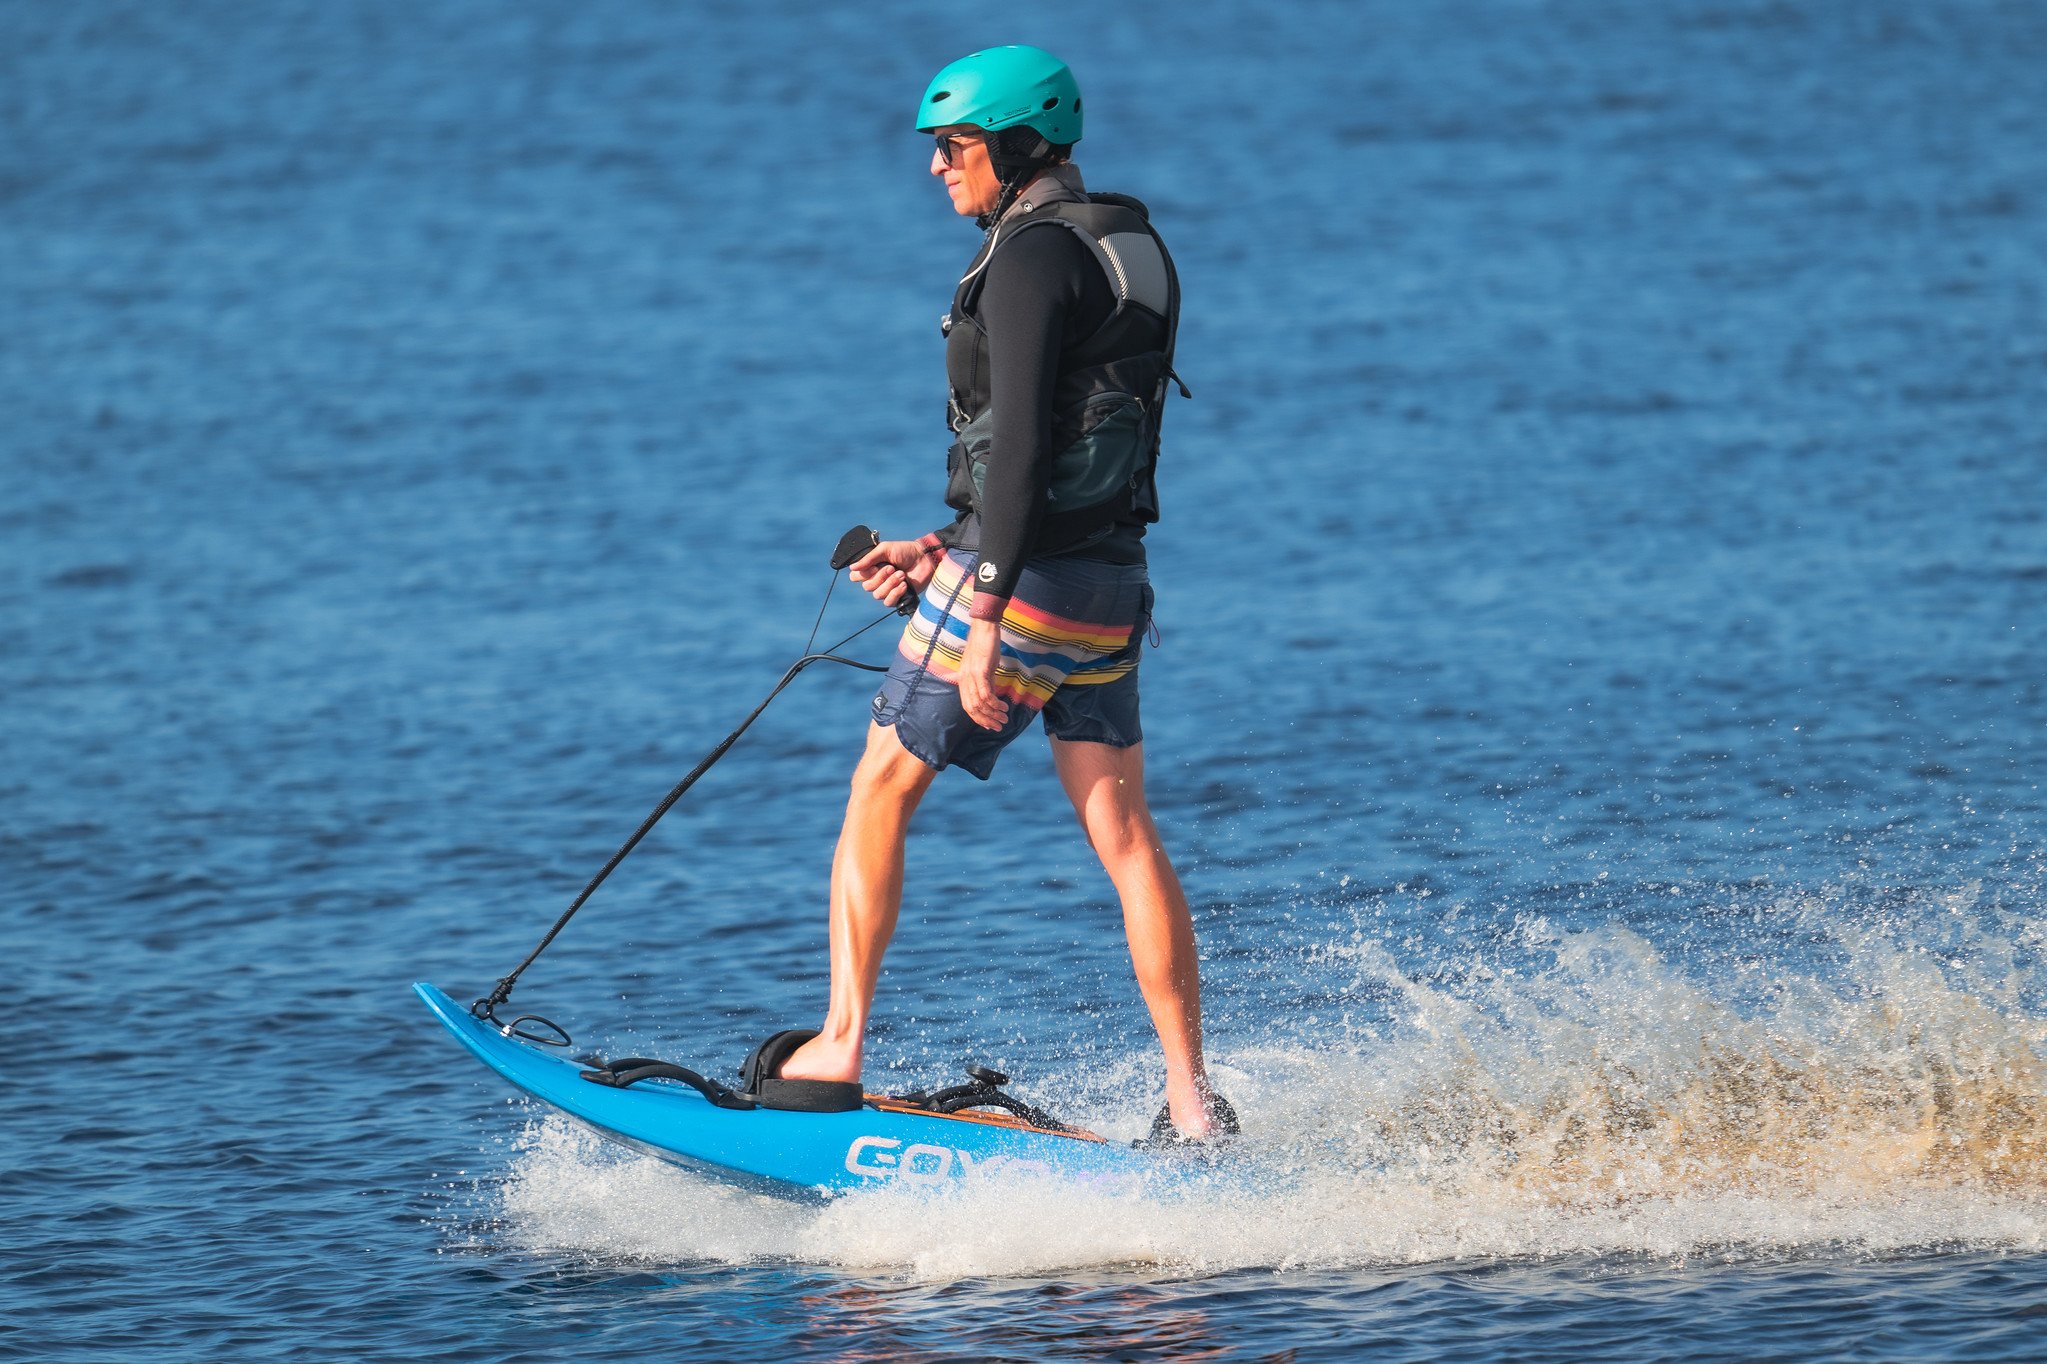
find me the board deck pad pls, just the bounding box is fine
[415,982,1156,1199]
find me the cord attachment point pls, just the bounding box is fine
[501,1013,572,1047]
[470,987,574,1049]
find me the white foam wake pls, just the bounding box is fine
[490,892,2047,1280]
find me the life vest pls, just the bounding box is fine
[941,188,1186,556]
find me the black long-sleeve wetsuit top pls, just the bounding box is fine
[928,200,1147,617]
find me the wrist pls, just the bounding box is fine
[968,593,1010,622]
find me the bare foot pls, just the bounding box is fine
[777,1032,862,1085]
[1164,1073,1216,1139]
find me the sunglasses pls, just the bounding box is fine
[933,132,981,167]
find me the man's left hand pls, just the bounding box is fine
[958,618,1010,731]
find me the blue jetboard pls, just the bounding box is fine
[416,982,1156,1200]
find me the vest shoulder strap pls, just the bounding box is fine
[1012,203,1172,319]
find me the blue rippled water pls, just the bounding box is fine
[6,2,2046,1360]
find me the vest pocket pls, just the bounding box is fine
[1045,394,1148,510]
[945,409,997,512]
[950,393,1148,518]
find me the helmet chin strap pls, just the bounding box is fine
[976,130,1057,229]
[976,179,1027,231]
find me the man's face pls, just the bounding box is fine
[931,126,1001,218]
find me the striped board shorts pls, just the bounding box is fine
[872,549,1152,779]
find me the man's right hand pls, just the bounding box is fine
[849,540,939,608]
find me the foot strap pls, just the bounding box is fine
[739,1029,866,1113]
[888,1065,1074,1132]
[580,1056,756,1111]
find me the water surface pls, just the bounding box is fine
[6,1,2046,1359]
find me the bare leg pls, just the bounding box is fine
[1049,737,1216,1136]
[779,722,937,1084]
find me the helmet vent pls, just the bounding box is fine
[930,91,951,103]
[1042,97,1060,110]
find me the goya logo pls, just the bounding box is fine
[844,1135,1050,1183]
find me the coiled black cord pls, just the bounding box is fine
[471,562,912,1043]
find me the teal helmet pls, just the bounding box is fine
[915,45,1083,145]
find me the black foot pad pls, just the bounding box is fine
[740,1028,865,1113]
